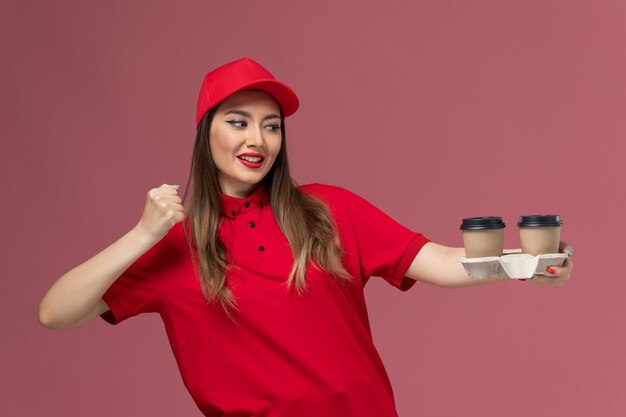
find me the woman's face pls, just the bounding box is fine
[209,90,282,198]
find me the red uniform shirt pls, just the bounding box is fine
[101,183,430,416]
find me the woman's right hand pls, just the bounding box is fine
[134,183,186,244]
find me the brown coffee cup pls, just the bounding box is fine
[460,217,506,258]
[517,215,562,255]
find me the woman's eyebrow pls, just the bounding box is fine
[224,109,281,121]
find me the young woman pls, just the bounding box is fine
[38,57,573,417]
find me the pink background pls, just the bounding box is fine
[3,0,625,416]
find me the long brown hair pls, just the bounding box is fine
[179,101,354,322]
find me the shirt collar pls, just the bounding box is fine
[220,183,270,218]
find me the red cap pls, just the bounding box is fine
[196,57,299,128]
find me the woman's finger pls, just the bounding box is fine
[544,261,572,282]
[529,275,562,286]
[559,241,574,257]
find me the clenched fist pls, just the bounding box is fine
[134,184,186,244]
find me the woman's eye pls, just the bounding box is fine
[226,120,247,128]
[265,124,281,132]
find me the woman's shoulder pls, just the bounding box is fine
[296,183,369,219]
[297,182,352,204]
[297,182,348,197]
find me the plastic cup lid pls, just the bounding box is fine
[460,216,506,230]
[517,215,562,227]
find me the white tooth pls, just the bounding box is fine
[240,156,261,162]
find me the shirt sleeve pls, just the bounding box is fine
[99,233,173,325]
[339,187,431,291]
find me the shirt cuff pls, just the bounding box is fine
[100,286,127,325]
[391,233,431,291]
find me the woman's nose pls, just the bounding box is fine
[245,124,265,146]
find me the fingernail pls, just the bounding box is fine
[546,267,556,274]
[172,184,181,188]
[567,247,573,256]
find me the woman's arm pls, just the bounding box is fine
[38,226,157,330]
[38,184,185,330]
[405,242,573,288]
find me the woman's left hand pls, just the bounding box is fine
[529,241,574,286]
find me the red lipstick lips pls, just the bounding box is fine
[237,153,265,169]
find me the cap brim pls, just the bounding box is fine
[223,79,300,117]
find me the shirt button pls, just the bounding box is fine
[260,202,264,207]
[231,211,236,218]
[250,222,256,228]
[258,246,265,252]
[244,202,250,208]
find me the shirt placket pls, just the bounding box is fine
[241,200,266,261]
